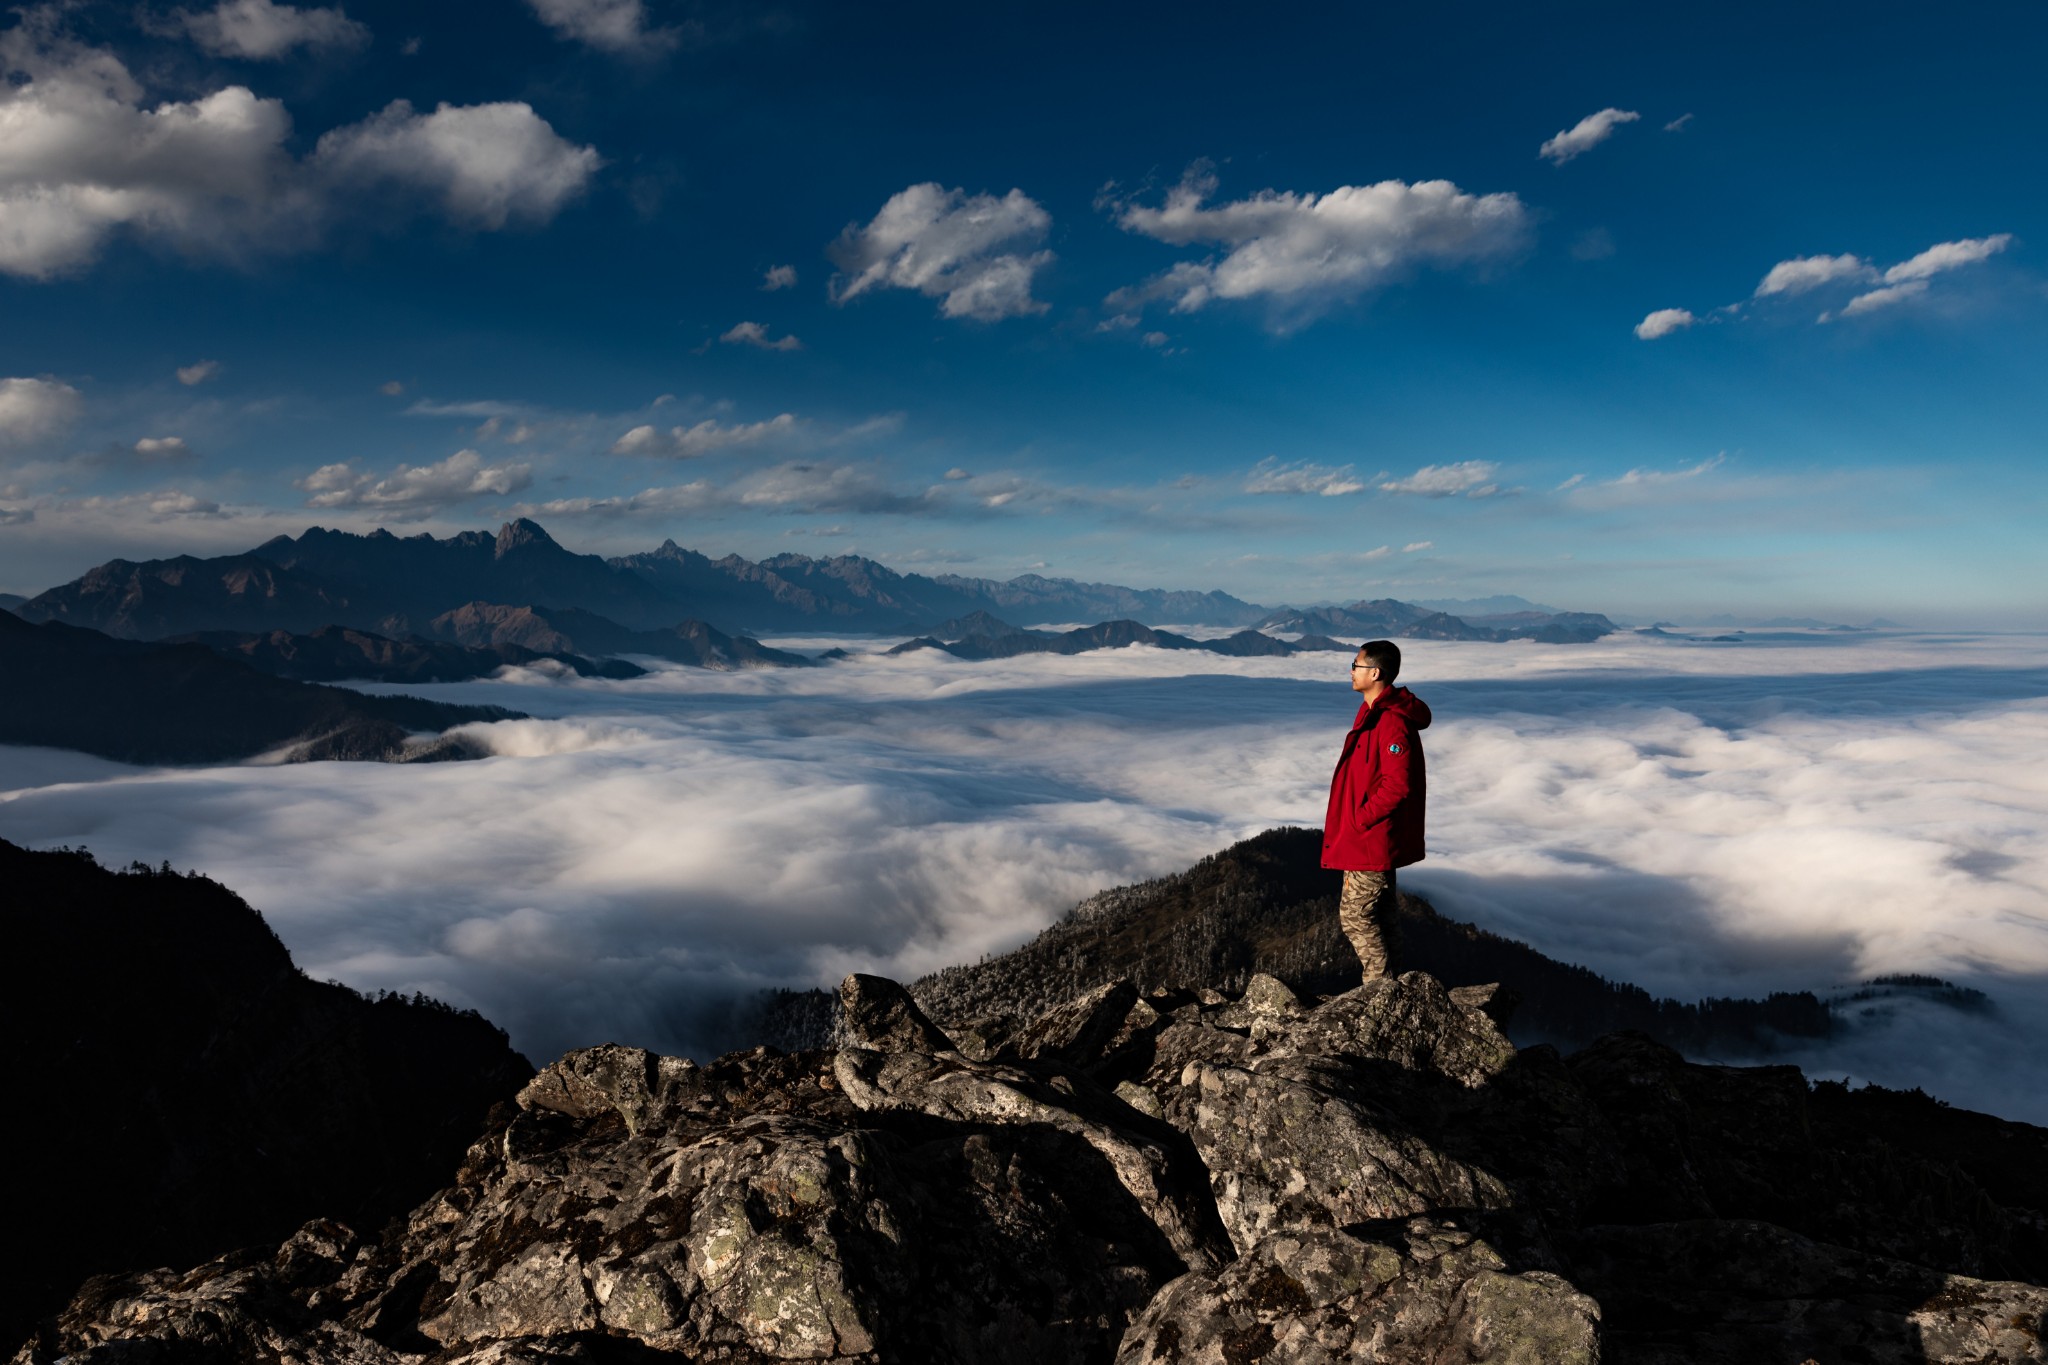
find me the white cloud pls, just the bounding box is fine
[0,19,600,278]
[1882,233,2013,284]
[131,436,194,462]
[1110,168,1527,323]
[1539,107,1641,164]
[829,183,1053,322]
[176,359,221,386]
[1634,307,1696,340]
[0,376,83,449]
[1606,452,1725,488]
[761,264,797,290]
[1663,113,1695,133]
[611,413,799,458]
[1754,254,1876,297]
[526,0,677,54]
[1243,457,1366,497]
[313,100,601,229]
[1402,541,1433,553]
[720,321,802,352]
[1379,460,1500,497]
[176,0,370,59]
[379,380,405,396]
[1828,280,1928,320]
[297,448,532,517]
[6,635,2043,1123]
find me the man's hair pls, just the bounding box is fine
[1358,639,1401,683]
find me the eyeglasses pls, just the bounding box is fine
[1350,662,1377,672]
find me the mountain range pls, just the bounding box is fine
[13,519,1613,644]
[890,612,1355,661]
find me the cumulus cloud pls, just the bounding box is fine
[1634,307,1696,340]
[719,321,802,352]
[1754,253,1876,297]
[0,17,599,278]
[176,359,221,386]
[1538,107,1641,164]
[312,100,601,229]
[526,459,936,521]
[3,634,2042,1123]
[1109,168,1527,324]
[1243,457,1366,497]
[1402,541,1433,553]
[297,448,532,516]
[0,376,82,450]
[829,183,1053,321]
[611,413,798,457]
[761,264,796,290]
[176,0,370,59]
[527,0,678,54]
[1379,460,1500,497]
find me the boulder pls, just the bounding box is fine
[837,971,958,1054]
[1116,1221,1599,1365]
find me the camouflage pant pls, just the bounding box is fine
[1338,869,1399,980]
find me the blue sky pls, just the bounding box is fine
[1,0,2043,622]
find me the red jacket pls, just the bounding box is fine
[1321,686,1430,871]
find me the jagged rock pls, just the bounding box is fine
[834,1044,1236,1273]
[1259,971,1518,1088]
[1116,1221,1600,1365]
[1010,977,1142,1065]
[1182,1054,1515,1253]
[838,971,958,1053]
[1451,981,1520,1028]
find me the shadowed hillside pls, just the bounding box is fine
[2,839,534,1351]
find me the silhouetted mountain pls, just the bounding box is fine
[170,625,647,683]
[1262,600,1616,644]
[17,552,352,638]
[0,591,28,612]
[888,619,1355,661]
[426,601,809,668]
[0,610,517,763]
[932,571,1269,628]
[3,838,532,1350]
[253,520,682,631]
[911,826,1844,1058]
[929,609,1042,640]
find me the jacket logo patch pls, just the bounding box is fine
[1388,743,1402,754]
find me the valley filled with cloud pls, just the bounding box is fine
[5,631,2042,1120]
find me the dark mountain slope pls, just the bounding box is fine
[16,552,352,638]
[254,520,682,631]
[2,839,533,1351]
[170,625,646,683]
[425,601,809,668]
[0,610,517,763]
[911,826,1835,1057]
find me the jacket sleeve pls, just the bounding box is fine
[1354,715,1416,829]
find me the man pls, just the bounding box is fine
[1321,639,1430,979]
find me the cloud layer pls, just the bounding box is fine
[3,633,2042,1123]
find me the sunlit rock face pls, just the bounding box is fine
[19,960,2046,1364]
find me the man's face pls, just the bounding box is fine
[1350,654,1380,694]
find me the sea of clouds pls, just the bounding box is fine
[4,630,2045,1122]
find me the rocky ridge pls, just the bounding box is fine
[22,961,2046,1363]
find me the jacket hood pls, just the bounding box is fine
[1376,685,1431,730]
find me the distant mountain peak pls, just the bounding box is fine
[494,518,559,556]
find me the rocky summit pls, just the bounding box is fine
[19,958,2046,1363]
